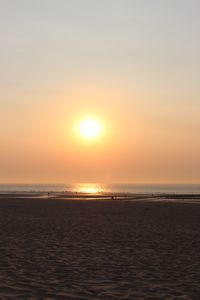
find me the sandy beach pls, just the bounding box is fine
[0,195,200,299]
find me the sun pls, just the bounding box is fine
[79,119,101,139]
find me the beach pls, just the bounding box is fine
[0,195,200,299]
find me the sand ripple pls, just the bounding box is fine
[0,198,200,299]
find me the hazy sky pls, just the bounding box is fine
[1,0,200,184]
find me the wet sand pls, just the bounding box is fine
[0,195,200,299]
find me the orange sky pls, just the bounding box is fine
[1,1,200,184]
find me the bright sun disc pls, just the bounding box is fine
[79,119,101,139]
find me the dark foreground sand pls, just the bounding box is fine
[0,196,200,299]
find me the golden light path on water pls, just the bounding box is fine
[76,183,103,194]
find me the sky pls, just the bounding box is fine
[0,0,200,184]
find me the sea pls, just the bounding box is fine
[0,183,200,194]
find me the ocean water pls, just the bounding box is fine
[0,183,200,194]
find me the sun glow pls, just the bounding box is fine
[79,119,101,139]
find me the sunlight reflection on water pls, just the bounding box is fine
[1,183,200,194]
[76,183,103,194]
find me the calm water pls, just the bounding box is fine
[0,183,200,194]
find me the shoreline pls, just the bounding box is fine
[1,192,200,203]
